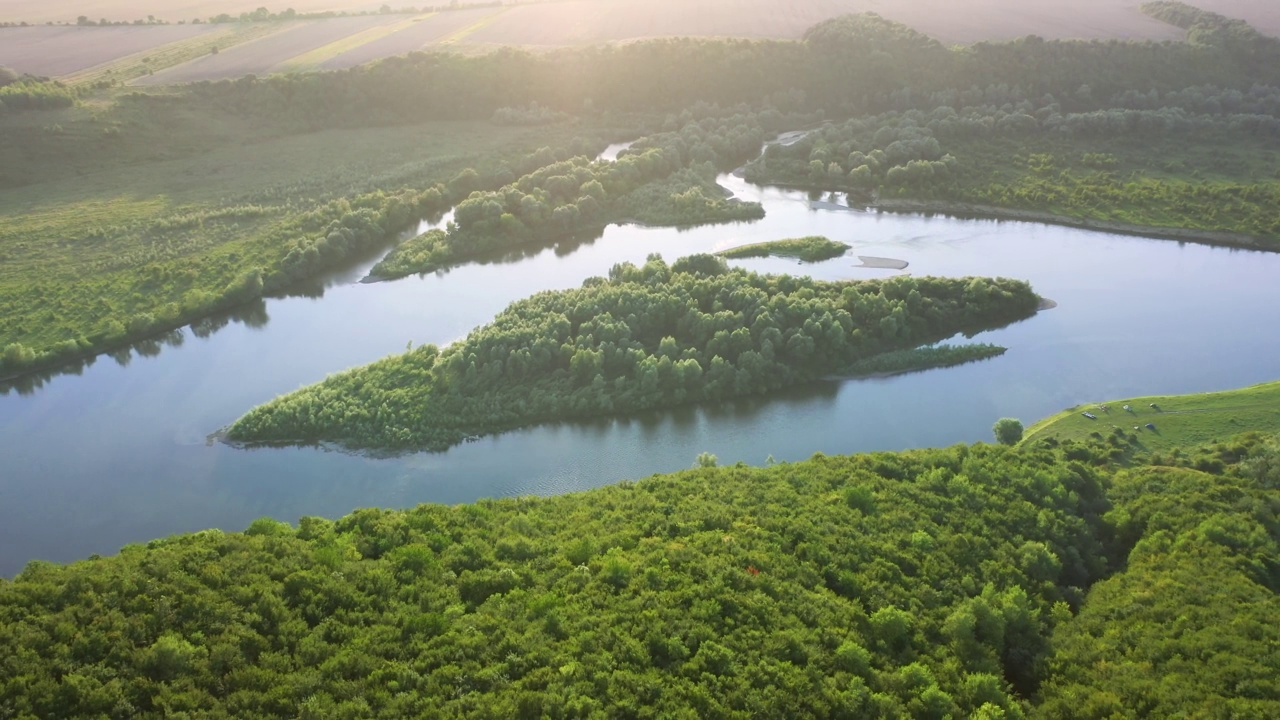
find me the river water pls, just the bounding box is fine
[3,152,1279,576]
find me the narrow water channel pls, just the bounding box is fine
[2,147,1279,576]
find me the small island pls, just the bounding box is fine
[718,236,851,263]
[228,255,1040,452]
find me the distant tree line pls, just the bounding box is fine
[161,11,1280,131]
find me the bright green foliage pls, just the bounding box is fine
[0,443,1116,718]
[0,111,619,379]
[612,166,764,227]
[369,114,789,280]
[1036,464,1280,718]
[994,419,1025,446]
[0,79,75,113]
[228,260,1039,450]
[718,236,851,263]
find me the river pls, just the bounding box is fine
[2,149,1279,576]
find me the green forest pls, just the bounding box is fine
[368,114,784,280]
[744,103,1280,245]
[4,2,1280,716]
[4,431,1278,718]
[227,259,1039,451]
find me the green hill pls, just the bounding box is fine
[1023,380,1280,453]
[3,433,1278,718]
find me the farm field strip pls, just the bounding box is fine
[273,13,435,72]
[435,6,512,46]
[0,25,218,77]
[63,23,289,87]
[132,15,403,85]
[318,7,507,70]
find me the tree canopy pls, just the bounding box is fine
[229,260,1039,451]
[4,430,1278,717]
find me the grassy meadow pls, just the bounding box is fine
[1023,380,1280,453]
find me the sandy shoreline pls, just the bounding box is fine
[855,256,909,270]
[872,199,1277,252]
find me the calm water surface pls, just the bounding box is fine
[3,165,1279,575]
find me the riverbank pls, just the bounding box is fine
[1023,379,1280,452]
[872,198,1278,253]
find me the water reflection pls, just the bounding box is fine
[3,151,1280,575]
[1,302,273,397]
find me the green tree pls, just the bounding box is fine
[993,418,1024,445]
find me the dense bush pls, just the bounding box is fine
[1037,463,1280,716]
[0,78,74,113]
[0,442,1115,718]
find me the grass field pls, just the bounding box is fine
[1023,380,1280,452]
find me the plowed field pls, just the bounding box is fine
[133,15,402,85]
[315,8,507,70]
[0,25,217,76]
